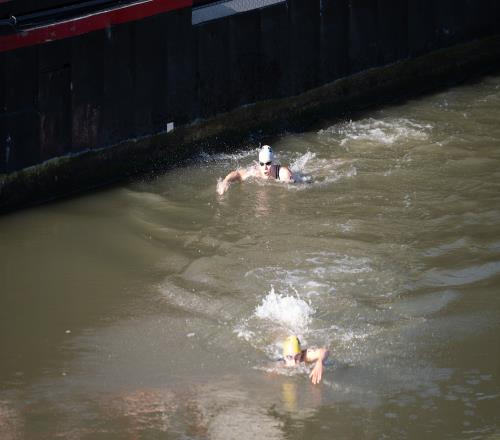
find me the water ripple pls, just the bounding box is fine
[418,261,500,287]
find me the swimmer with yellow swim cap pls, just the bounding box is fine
[282,336,329,385]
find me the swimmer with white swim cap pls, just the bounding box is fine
[217,145,294,195]
[282,336,329,385]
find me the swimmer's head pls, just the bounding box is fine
[283,336,301,366]
[258,145,274,178]
[258,145,274,165]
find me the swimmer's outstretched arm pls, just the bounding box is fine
[305,347,329,385]
[217,169,250,195]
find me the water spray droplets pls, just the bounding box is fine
[254,287,314,334]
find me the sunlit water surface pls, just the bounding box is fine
[1,75,500,439]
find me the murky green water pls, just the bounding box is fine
[1,74,500,439]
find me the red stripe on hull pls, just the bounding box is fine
[0,0,193,52]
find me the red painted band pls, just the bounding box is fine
[0,0,193,52]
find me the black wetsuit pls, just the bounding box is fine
[273,164,281,180]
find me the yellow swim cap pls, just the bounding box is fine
[283,336,301,357]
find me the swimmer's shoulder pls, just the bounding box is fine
[278,165,294,182]
[304,347,328,362]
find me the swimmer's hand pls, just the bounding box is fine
[217,179,229,195]
[305,347,329,385]
[309,361,324,384]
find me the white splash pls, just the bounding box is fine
[287,151,357,188]
[290,151,316,173]
[255,287,314,334]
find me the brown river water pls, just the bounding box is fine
[1,74,500,439]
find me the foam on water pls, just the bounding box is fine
[319,117,432,147]
[305,252,373,275]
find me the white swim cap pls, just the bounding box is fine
[259,145,274,163]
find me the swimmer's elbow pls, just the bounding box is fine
[321,348,329,362]
[224,170,242,183]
